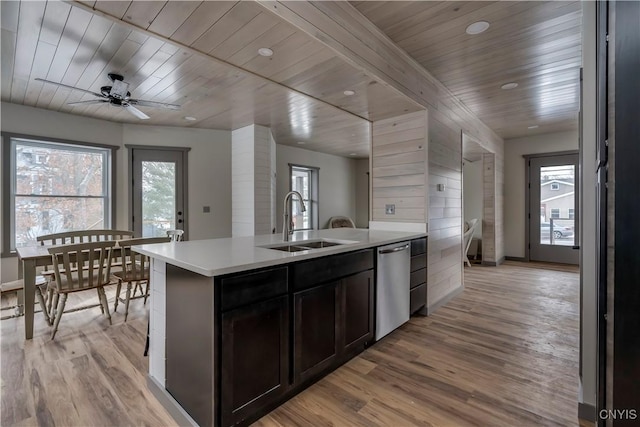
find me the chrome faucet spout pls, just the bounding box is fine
[282,191,306,241]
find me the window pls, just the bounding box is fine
[289,164,319,230]
[551,208,560,219]
[3,135,114,254]
[568,208,575,219]
[550,182,560,190]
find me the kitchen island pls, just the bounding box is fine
[134,228,427,427]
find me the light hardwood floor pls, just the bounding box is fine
[2,262,583,426]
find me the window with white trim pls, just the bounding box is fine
[568,208,575,219]
[550,182,560,190]
[290,164,319,230]
[3,136,113,254]
[551,208,560,219]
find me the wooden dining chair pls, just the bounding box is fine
[37,229,134,246]
[37,230,134,317]
[47,240,117,339]
[166,229,184,241]
[112,237,170,321]
[0,276,48,321]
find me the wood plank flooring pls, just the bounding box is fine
[2,262,583,426]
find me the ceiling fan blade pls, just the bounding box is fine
[124,104,150,120]
[35,78,105,98]
[67,99,110,106]
[128,99,181,111]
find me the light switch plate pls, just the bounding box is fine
[203,206,210,213]
[385,204,395,215]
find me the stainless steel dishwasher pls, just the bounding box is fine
[375,241,411,340]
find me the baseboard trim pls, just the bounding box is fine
[481,256,506,266]
[147,375,199,427]
[425,285,464,315]
[505,256,528,262]
[578,402,596,422]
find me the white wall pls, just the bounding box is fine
[122,124,231,240]
[276,145,356,231]
[230,124,275,236]
[354,158,369,228]
[580,0,597,412]
[504,131,579,258]
[463,159,483,239]
[1,102,232,282]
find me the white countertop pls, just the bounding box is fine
[133,228,426,277]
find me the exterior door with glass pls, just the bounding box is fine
[130,147,188,239]
[529,153,579,264]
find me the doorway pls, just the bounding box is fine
[128,146,189,239]
[528,153,579,264]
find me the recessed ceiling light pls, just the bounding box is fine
[528,125,539,129]
[297,141,306,145]
[501,82,518,90]
[258,47,273,57]
[349,153,357,156]
[184,116,197,121]
[465,21,490,35]
[343,90,355,96]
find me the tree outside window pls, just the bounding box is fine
[7,137,111,251]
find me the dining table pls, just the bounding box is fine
[15,245,53,340]
[16,243,126,340]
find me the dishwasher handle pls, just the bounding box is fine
[378,243,410,254]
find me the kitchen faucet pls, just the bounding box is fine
[282,191,306,241]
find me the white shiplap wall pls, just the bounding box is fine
[231,124,276,236]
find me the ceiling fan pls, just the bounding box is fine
[35,73,181,120]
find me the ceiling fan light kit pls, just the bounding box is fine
[35,73,181,120]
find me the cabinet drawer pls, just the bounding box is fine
[220,266,288,312]
[411,238,427,256]
[410,254,427,272]
[291,249,374,291]
[410,268,426,289]
[410,283,426,314]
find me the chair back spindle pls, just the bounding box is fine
[48,241,115,293]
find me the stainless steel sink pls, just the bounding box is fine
[268,244,309,252]
[260,239,356,252]
[296,240,343,249]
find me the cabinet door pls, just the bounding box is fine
[221,296,289,427]
[342,270,374,354]
[293,281,339,384]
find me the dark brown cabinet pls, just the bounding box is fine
[293,281,339,383]
[410,238,428,314]
[220,295,289,427]
[342,270,374,353]
[168,247,379,426]
[293,268,374,385]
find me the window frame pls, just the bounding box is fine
[288,163,319,231]
[2,132,118,257]
[568,208,575,219]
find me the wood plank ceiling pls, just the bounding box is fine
[0,1,425,158]
[352,1,583,139]
[1,0,583,155]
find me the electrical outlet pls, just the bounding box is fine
[385,204,395,215]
